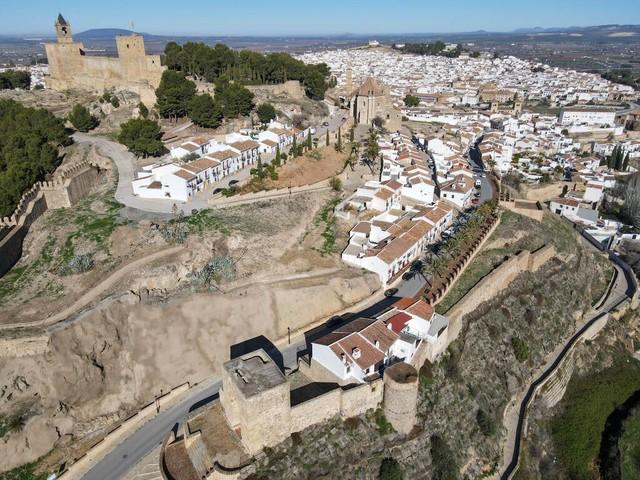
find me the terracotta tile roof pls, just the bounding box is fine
[352,222,372,234]
[314,318,375,346]
[173,169,196,181]
[209,149,238,161]
[228,140,259,152]
[406,299,434,321]
[183,157,219,173]
[375,189,394,200]
[261,139,278,147]
[385,312,412,334]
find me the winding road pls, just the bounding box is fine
[499,243,638,479]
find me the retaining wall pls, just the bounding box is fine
[209,179,334,208]
[59,382,190,480]
[445,246,556,342]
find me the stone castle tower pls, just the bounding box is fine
[55,14,73,43]
[382,362,419,435]
[44,15,165,104]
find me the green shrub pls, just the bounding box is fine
[476,408,496,437]
[329,176,342,192]
[374,409,394,435]
[511,337,529,363]
[379,457,404,480]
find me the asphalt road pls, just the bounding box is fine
[82,293,392,480]
[82,340,307,480]
[468,143,494,203]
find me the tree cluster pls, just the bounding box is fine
[155,70,255,127]
[68,104,99,132]
[606,145,630,171]
[403,94,420,107]
[117,118,164,158]
[256,103,277,124]
[0,99,71,217]
[162,42,330,100]
[396,42,464,58]
[0,70,31,90]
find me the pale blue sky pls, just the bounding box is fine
[2,0,640,36]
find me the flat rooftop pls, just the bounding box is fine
[223,349,286,398]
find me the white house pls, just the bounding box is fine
[311,318,398,383]
[439,175,475,209]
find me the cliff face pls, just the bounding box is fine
[250,213,614,480]
[0,269,379,472]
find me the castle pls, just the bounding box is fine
[161,349,419,479]
[44,14,165,105]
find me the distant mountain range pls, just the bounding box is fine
[73,24,640,40]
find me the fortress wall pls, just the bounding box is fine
[247,81,305,100]
[290,389,341,433]
[446,246,557,347]
[340,378,384,418]
[0,161,103,278]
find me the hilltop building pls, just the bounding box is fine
[349,77,402,131]
[44,14,165,104]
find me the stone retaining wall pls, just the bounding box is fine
[445,245,556,342]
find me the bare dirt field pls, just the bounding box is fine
[268,146,346,188]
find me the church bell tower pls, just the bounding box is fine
[55,14,73,43]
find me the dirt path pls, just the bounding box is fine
[0,246,184,331]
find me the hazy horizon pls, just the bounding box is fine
[2,0,640,36]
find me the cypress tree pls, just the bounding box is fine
[292,134,297,157]
[622,152,630,172]
[306,131,312,151]
[335,127,343,152]
[350,126,355,142]
[326,129,330,147]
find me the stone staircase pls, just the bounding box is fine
[185,431,212,478]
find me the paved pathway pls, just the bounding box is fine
[0,246,184,331]
[499,259,632,480]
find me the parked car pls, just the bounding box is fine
[402,272,415,281]
[212,188,224,195]
[472,198,480,205]
[228,179,239,186]
[322,121,330,127]
[310,127,317,135]
[384,288,399,297]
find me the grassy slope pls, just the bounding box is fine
[621,409,640,480]
[436,210,578,313]
[551,360,640,480]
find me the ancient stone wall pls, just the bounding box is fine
[339,379,384,418]
[446,246,556,349]
[290,389,342,433]
[45,32,164,105]
[0,159,104,277]
[247,81,305,100]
